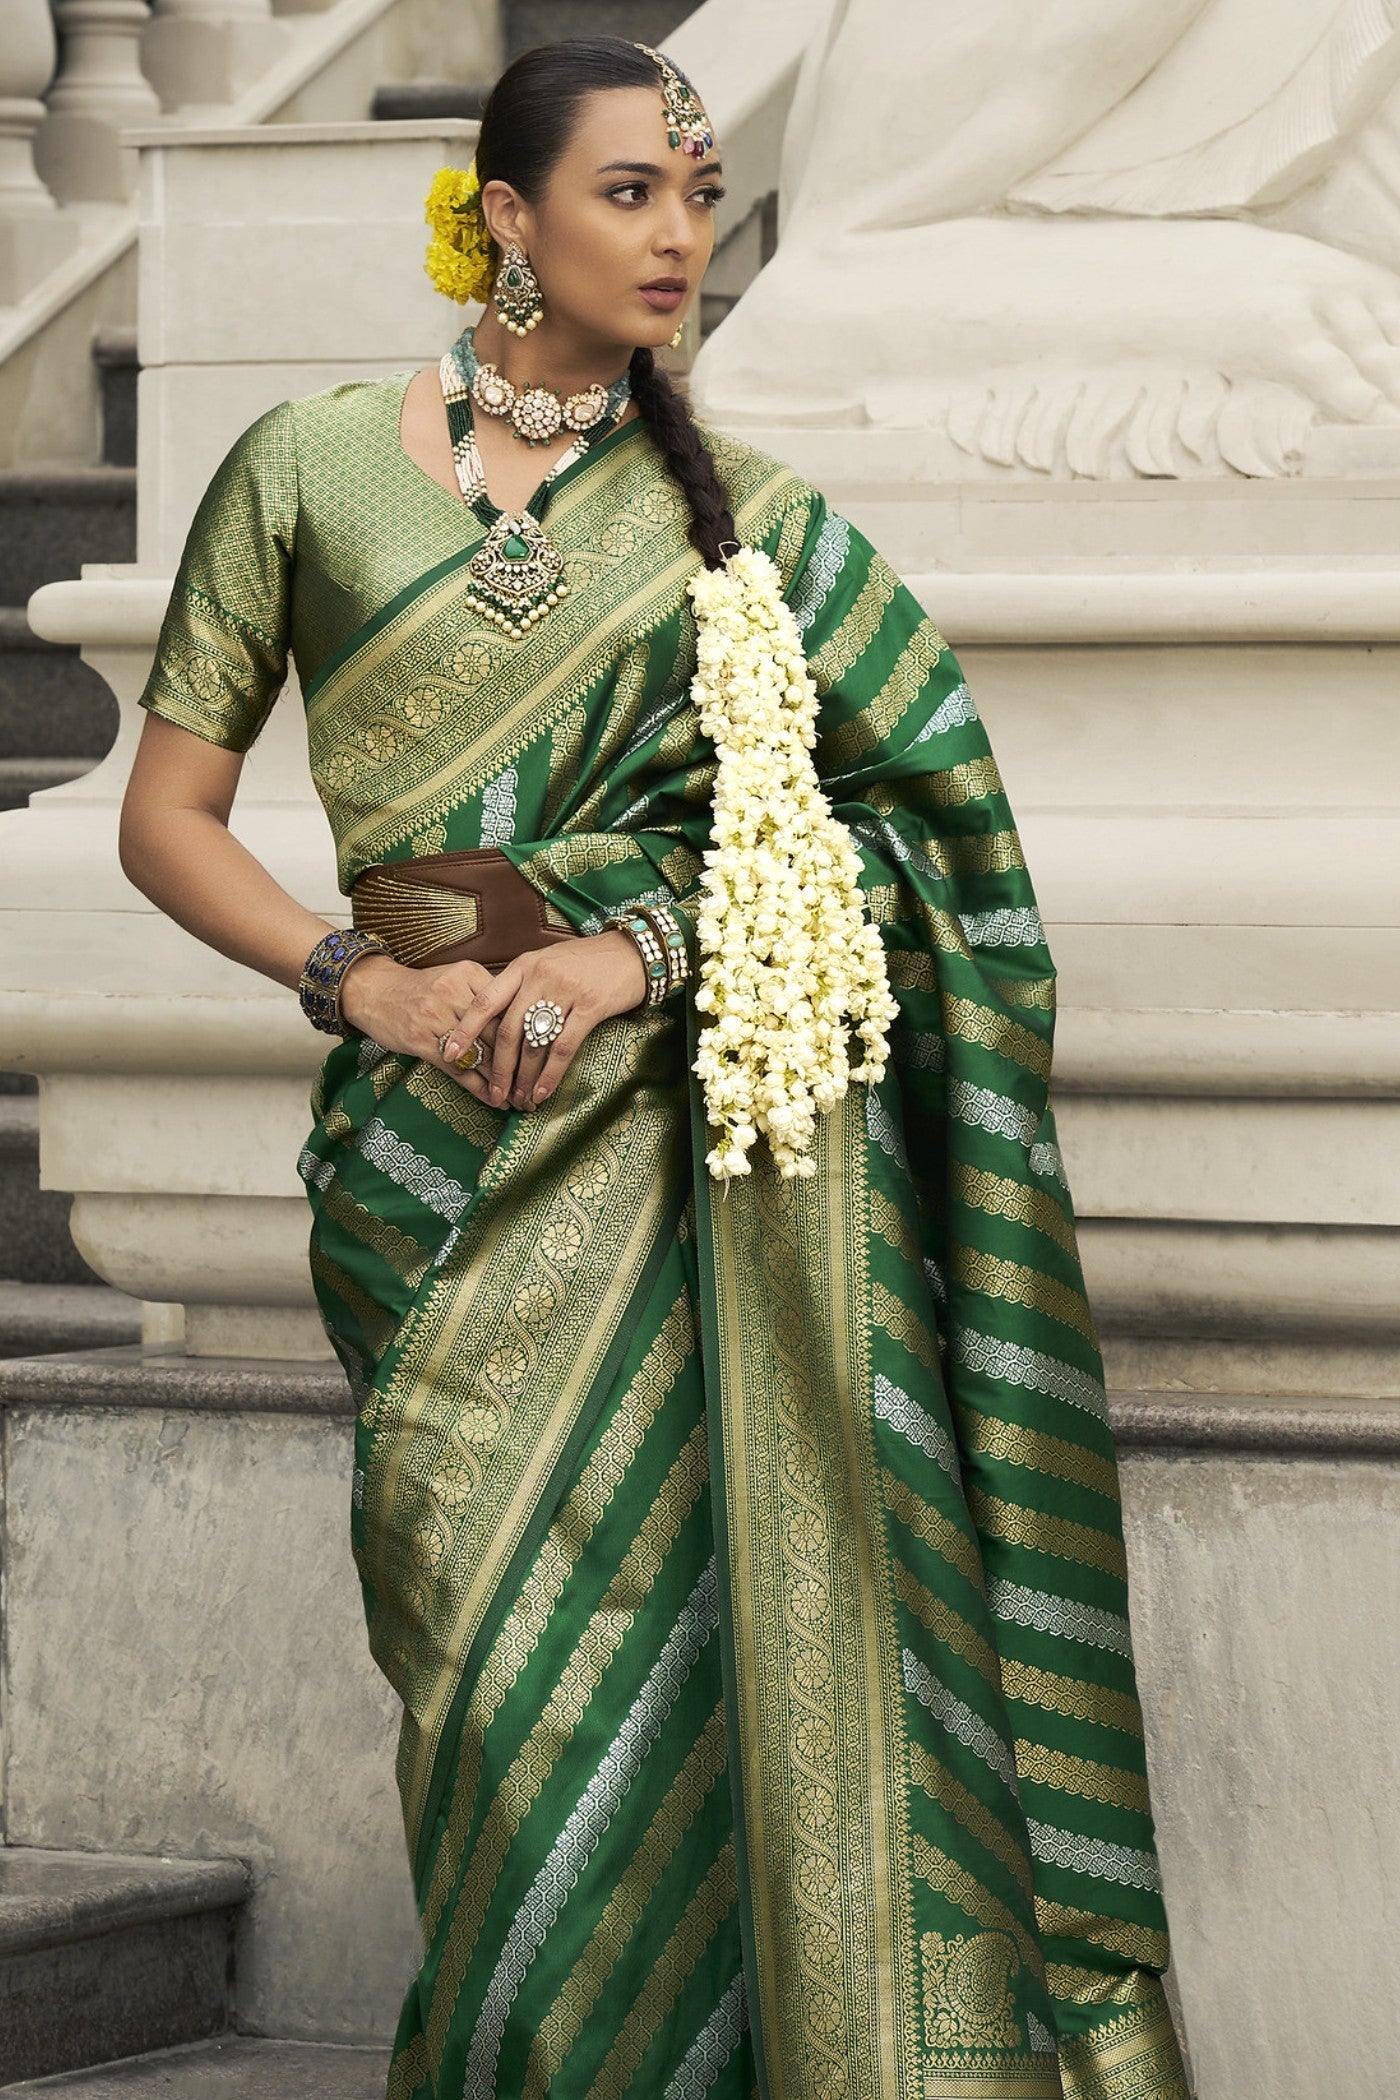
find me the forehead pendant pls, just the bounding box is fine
[634,42,715,159]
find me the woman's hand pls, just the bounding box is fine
[337,929,648,1107]
[464,929,648,1110]
[336,950,506,1084]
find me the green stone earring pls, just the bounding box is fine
[493,240,544,336]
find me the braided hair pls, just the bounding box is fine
[474,36,737,571]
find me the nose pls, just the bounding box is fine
[654,191,700,259]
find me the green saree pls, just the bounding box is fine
[139,373,1190,2100]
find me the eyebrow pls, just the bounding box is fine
[596,159,724,178]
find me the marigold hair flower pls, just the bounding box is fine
[424,163,497,306]
[687,545,900,1184]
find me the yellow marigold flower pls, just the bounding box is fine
[424,163,497,306]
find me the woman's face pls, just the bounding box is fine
[480,84,726,355]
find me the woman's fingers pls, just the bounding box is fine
[439,964,519,1066]
[408,947,621,1111]
[526,1015,585,1106]
[488,978,580,1109]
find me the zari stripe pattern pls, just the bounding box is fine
[135,373,1188,2099]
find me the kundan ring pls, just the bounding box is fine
[522,998,565,1049]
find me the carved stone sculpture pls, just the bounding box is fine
[691,0,1400,476]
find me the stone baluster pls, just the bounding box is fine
[140,0,289,112]
[34,2,162,206]
[0,0,78,302]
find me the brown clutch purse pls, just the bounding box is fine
[350,847,582,973]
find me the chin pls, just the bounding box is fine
[635,312,688,348]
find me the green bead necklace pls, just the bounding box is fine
[438,324,633,642]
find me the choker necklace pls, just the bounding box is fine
[438,323,634,640]
[454,327,632,450]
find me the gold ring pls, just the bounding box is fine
[454,1038,483,1072]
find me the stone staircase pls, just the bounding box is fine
[0,1850,251,2085]
[5,2039,394,2095]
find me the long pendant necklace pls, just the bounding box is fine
[439,324,633,641]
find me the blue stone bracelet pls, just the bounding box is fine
[299,926,391,1037]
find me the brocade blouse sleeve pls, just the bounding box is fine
[138,399,299,753]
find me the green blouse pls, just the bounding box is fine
[137,370,819,895]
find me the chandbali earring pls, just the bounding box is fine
[493,240,544,336]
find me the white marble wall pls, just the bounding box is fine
[1123,1444,1400,2100]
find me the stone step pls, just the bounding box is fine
[5,2036,393,2096]
[0,755,98,813]
[0,1281,142,1360]
[370,79,490,119]
[0,467,136,610]
[91,327,138,471]
[0,607,120,763]
[0,1095,102,1287]
[0,1848,250,2086]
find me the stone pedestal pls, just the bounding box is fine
[141,0,291,113]
[35,0,164,206]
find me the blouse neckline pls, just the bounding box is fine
[389,367,648,525]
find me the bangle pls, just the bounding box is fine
[299,927,391,1037]
[603,902,690,1008]
[604,909,670,1008]
[634,902,690,999]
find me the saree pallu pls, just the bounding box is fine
[295,425,1190,2100]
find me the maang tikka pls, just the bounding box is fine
[633,42,715,159]
[493,240,544,336]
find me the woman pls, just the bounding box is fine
[118,36,1191,2100]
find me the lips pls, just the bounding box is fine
[640,279,687,293]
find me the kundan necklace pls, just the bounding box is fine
[456,323,633,449]
[439,324,633,639]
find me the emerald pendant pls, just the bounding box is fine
[462,509,569,640]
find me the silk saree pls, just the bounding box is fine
[139,373,1190,2100]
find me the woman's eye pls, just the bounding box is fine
[609,183,728,207]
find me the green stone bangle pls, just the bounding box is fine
[604,910,669,1007]
[634,902,689,999]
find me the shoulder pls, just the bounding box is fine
[693,420,820,517]
[220,370,410,461]
[205,370,411,514]
[280,369,410,448]
[692,420,828,583]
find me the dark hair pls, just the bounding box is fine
[475,36,737,570]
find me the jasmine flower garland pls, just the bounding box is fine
[687,545,900,1184]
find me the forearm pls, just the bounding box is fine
[119,802,333,992]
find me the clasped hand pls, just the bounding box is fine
[336,929,649,1111]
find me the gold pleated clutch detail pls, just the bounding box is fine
[350,848,580,973]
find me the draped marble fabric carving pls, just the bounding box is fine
[138,373,1190,2100]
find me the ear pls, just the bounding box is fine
[480,178,530,252]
